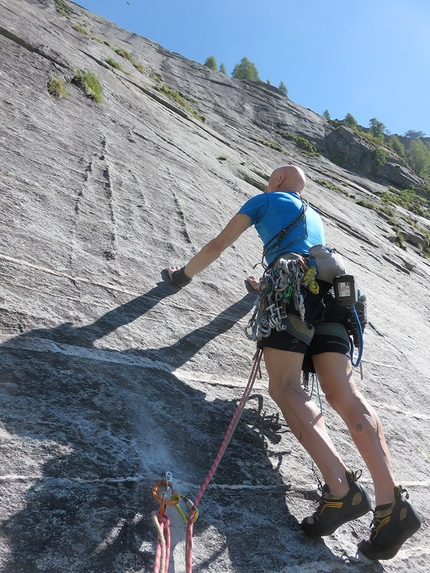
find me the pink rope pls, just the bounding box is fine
[186,520,194,573]
[153,513,171,573]
[153,516,163,573]
[164,515,171,571]
[186,348,263,573]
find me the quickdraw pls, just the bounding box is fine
[171,493,199,523]
[245,256,318,341]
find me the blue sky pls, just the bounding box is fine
[74,0,429,137]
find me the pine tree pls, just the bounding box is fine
[389,135,406,160]
[369,118,386,141]
[278,81,288,96]
[404,130,425,139]
[232,57,260,81]
[219,63,227,74]
[408,140,430,177]
[204,55,217,71]
[344,113,358,129]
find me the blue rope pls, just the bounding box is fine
[350,305,364,367]
[309,373,323,413]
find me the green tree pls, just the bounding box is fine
[408,139,430,177]
[369,117,386,141]
[204,55,217,71]
[278,81,288,96]
[374,147,386,167]
[232,57,260,81]
[219,62,227,74]
[389,135,406,160]
[323,109,331,120]
[404,129,425,139]
[344,113,358,129]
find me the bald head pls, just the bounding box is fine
[265,165,306,194]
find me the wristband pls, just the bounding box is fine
[170,266,193,289]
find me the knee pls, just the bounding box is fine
[324,389,343,412]
[268,376,301,405]
[324,386,361,416]
[325,388,378,427]
[268,381,282,404]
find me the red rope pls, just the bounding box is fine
[185,348,263,573]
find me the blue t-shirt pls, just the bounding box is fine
[238,192,325,265]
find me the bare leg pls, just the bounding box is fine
[263,347,349,497]
[313,352,396,506]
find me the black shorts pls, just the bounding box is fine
[302,322,351,373]
[257,322,350,355]
[258,328,310,354]
[258,286,351,363]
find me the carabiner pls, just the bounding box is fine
[170,492,199,523]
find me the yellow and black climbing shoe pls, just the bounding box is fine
[358,486,421,560]
[301,470,372,537]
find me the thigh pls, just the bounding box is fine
[312,352,357,396]
[264,347,305,390]
[303,322,350,374]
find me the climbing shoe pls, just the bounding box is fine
[358,486,421,560]
[301,470,371,537]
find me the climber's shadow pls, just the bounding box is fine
[0,278,376,572]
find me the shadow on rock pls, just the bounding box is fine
[0,280,379,573]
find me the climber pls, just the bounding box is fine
[165,164,420,560]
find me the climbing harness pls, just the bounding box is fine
[245,255,317,343]
[151,348,263,573]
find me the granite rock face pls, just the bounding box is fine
[0,1,429,572]
[321,125,423,188]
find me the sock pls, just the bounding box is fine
[374,501,394,518]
